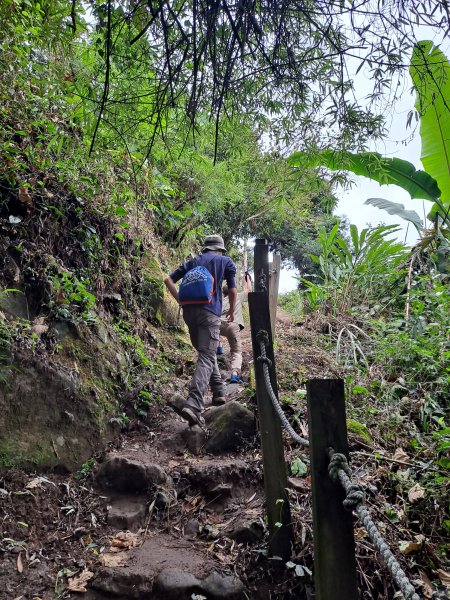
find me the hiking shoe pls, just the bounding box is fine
[212,395,226,406]
[216,345,224,355]
[229,374,244,384]
[180,406,206,428]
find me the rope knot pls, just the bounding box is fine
[256,329,270,347]
[257,355,272,367]
[328,452,350,481]
[343,483,365,510]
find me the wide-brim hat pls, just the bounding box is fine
[202,234,226,252]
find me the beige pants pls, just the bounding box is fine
[219,320,243,372]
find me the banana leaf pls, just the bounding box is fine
[411,40,450,219]
[288,149,440,202]
[364,198,424,231]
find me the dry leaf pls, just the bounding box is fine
[26,476,56,490]
[393,448,409,462]
[110,531,140,550]
[287,477,309,492]
[98,552,127,567]
[399,540,422,555]
[67,570,94,592]
[408,483,426,503]
[355,528,368,540]
[18,187,32,204]
[17,553,23,573]
[418,569,434,598]
[437,569,450,587]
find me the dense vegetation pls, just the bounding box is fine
[0,0,449,597]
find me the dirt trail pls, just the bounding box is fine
[2,307,324,600]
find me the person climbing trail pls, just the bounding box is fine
[218,271,252,383]
[164,234,237,427]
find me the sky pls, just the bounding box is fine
[278,36,446,293]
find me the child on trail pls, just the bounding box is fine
[164,234,237,427]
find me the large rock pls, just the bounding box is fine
[0,315,127,471]
[154,568,244,600]
[91,533,244,599]
[204,401,255,453]
[96,456,167,492]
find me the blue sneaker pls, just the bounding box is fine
[216,345,224,355]
[229,374,244,384]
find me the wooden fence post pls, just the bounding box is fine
[249,239,293,562]
[307,379,358,600]
[254,238,270,294]
[269,252,281,340]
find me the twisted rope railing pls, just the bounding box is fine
[256,328,420,600]
[328,451,421,600]
[256,329,309,447]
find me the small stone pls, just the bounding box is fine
[107,500,146,531]
[183,519,200,538]
[202,571,245,599]
[225,520,264,545]
[153,568,200,599]
[154,490,171,510]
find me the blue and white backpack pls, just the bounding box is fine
[178,257,215,305]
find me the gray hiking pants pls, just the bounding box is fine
[183,306,225,412]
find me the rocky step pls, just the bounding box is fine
[88,532,245,599]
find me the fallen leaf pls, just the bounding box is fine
[287,477,309,492]
[437,569,450,587]
[354,528,368,540]
[67,570,94,592]
[408,483,426,503]
[393,448,409,462]
[17,553,23,573]
[18,187,32,204]
[26,476,56,489]
[418,569,434,598]
[110,531,140,550]
[98,552,127,567]
[399,539,423,555]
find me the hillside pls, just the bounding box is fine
[1,2,450,599]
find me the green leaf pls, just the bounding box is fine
[411,41,450,216]
[291,458,308,477]
[364,198,424,231]
[288,150,440,202]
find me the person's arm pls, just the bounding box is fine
[163,259,191,303]
[226,287,237,321]
[164,275,179,303]
[244,271,252,293]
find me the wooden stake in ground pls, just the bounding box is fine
[249,238,293,562]
[269,252,281,340]
[307,379,358,600]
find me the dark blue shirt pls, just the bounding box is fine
[169,252,236,317]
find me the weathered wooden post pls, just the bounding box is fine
[249,238,293,562]
[307,379,358,600]
[269,252,281,339]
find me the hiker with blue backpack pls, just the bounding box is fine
[163,234,237,428]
